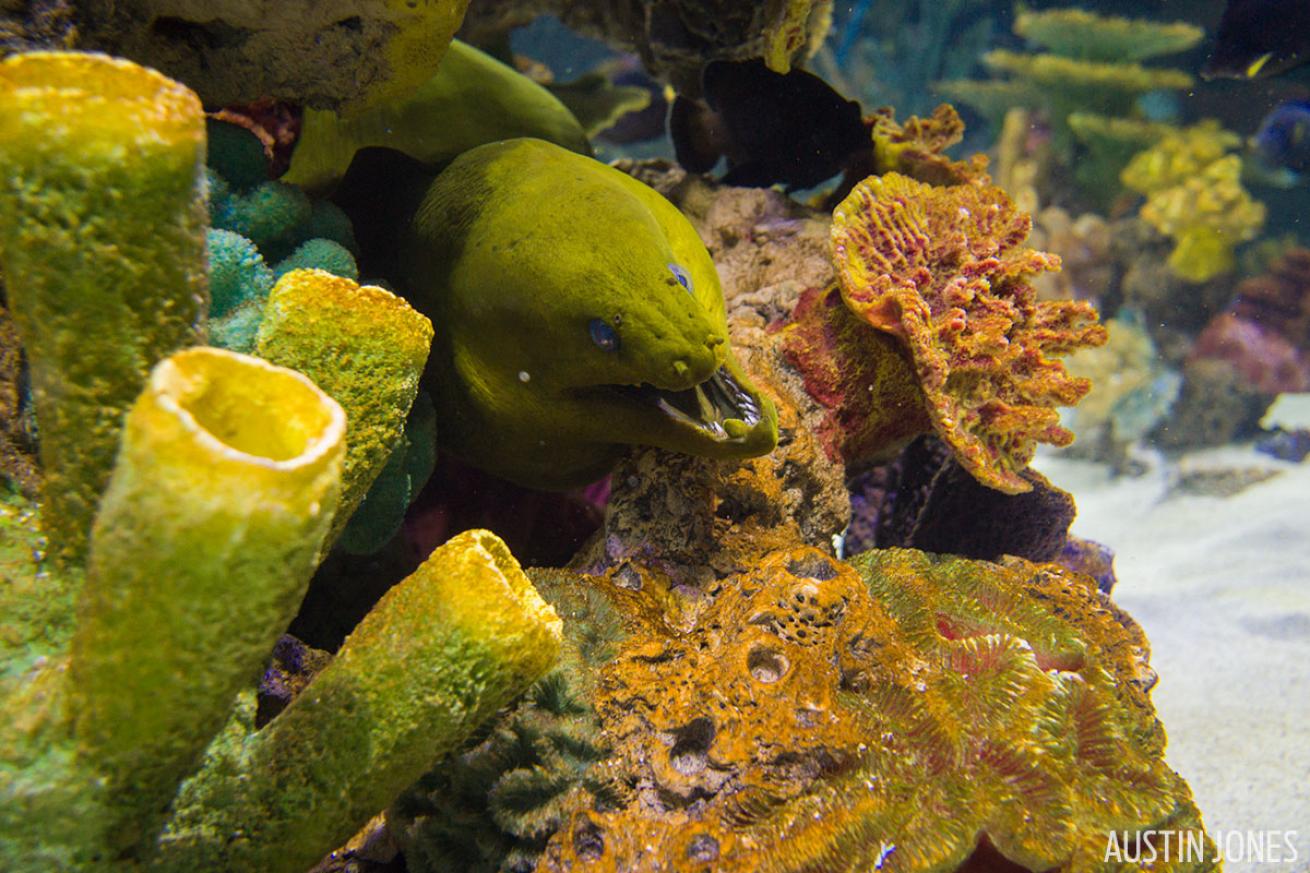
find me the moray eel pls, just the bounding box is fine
[396,137,779,488]
[284,40,591,195]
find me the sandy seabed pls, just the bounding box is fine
[1039,448,1310,873]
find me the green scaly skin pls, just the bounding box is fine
[398,138,779,489]
[285,40,591,195]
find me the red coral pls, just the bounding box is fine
[778,285,930,464]
[210,98,303,178]
[1190,247,1310,394]
[830,173,1106,493]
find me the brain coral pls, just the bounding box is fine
[801,172,1106,493]
[536,546,1212,872]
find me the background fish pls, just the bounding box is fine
[1203,0,1310,79]
[1250,99,1310,184]
[669,59,869,190]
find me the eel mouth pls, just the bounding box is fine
[608,365,764,441]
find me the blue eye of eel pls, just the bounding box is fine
[589,318,620,352]
[669,263,693,294]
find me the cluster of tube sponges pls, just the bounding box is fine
[0,51,562,873]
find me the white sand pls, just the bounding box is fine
[1037,448,1310,872]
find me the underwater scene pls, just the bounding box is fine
[1,0,1308,871]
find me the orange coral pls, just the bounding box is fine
[830,173,1107,493]
[536,547,1212,872]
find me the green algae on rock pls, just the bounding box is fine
[397,137,779,489]
[255,269,434,544]
[0,51,208,564]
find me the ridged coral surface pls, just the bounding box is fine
[536,547,1212,872]
[829,173,1106,493]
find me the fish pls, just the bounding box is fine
[1202,0,1310,80]
[284,40,590,195]
[392,138,778,488]
[669,59,869,190]
[1251,99,1310,183]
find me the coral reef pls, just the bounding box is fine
[0,51,208,563]
[0,0,75,54]
[76,0,473,112]
[459,0,832,94]
[865,104,990,189]
[338,391,438,555]
[1029,206,1116,303]
[938,6,1200,205]
[1121,122,1266,283]
[1013,6,1203,64]
[845,436,1077,563]
[1154,359,1272,451]
[255,269,434,543]
[0,348,561,873]
[813,0,993,121]
[1190,247,1310,394]
[1061,311,1181,460]
[0,53,566,873]
[805,172,1106,493]
[157,529,562,873]
[390,568,629,873]
[533,546,1212,872]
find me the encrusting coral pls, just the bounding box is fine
[458,0,832,94]
[532,546,1213,872]
[0,51,208,563]
[783,171,1106,494]
[76,0,473,112]
[1189,247,1310,394]
[1121,122,1266,283]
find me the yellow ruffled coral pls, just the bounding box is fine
[1122,123,1266,283]
[829,173,1106,493]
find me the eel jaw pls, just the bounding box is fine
[607,365,765,442]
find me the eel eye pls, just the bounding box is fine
[669,263,693,294]
[589,318,620,352]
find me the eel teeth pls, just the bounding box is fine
[651,367,761,439]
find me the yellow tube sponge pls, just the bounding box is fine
[158,529,563,873]
[68,347,345,851]
[0,51,208,564]
[255,269,434,543]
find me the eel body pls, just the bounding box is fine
[396,137,779,488]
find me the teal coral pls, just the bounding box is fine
[211,179,312,253]
[273,237,359,281]
[338,391,437,555]
[206,228,274,318]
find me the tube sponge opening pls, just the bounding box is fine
[69,347,345,853]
